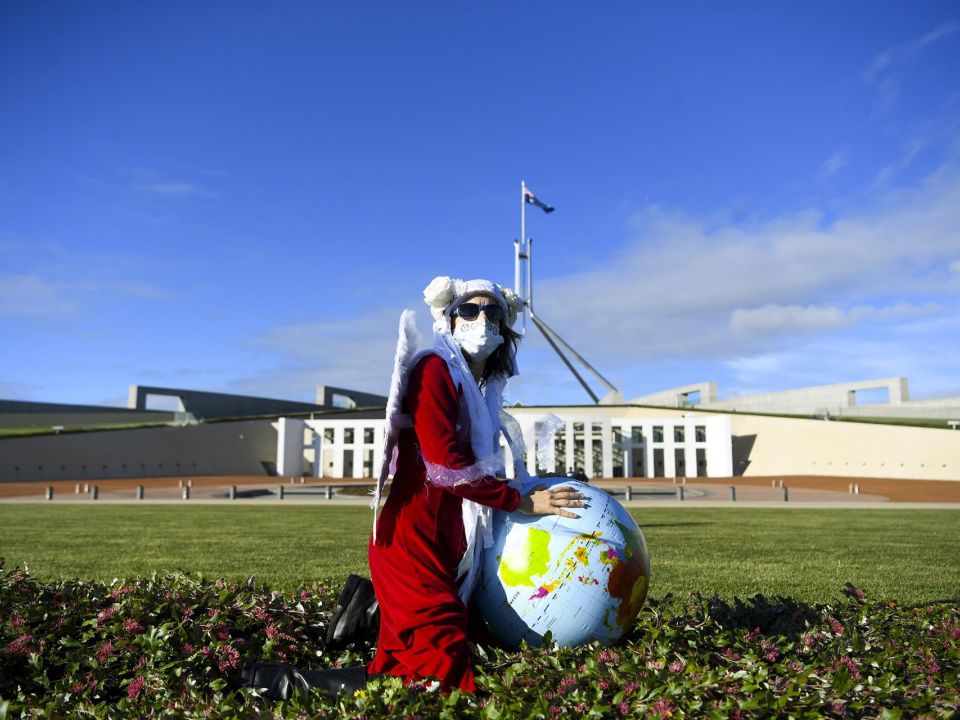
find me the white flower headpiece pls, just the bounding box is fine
[423,275,523,328]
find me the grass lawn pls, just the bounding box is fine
[1,504,957,603]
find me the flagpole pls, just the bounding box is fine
[520,179,527,334]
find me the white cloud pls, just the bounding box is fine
[0,274,77,316]
[730,304,850,334]
[818,150,848,179]
[137,182,216,198]
[864,19,960,83]
[236,308,432,399]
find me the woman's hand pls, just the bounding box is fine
[518,484,587,519]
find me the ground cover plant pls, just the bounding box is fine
[1,505,958,717]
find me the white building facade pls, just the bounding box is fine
[275,410,733,480]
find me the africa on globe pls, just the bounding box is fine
[475,479,650,649]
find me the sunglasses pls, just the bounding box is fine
[453,302,504,323]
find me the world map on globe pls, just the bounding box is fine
[475,479,650,649]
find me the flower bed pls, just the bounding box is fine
[1,563,956,718]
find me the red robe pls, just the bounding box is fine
[367,353,520,692]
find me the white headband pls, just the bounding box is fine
[422,276,522,328]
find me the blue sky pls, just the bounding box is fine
[2,1,959,408]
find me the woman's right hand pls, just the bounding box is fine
[517,484,586,519]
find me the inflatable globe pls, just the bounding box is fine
[475,479,650,649]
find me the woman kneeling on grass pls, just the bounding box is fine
[241,275,584,700]
[366,275,585,692]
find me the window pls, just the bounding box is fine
[343,450,354,477]
[344,428,355,444]
[631,427,643,443]
[695,426,706,443]
[653,426,663,443]
[674,426,685,443]
[363,427,375,444]
[323,428,334,443]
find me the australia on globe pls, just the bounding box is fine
[475,479,650,649]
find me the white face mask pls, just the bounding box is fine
[453,319,504,362]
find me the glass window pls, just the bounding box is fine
[695,426,706,443]
[674,426,685,443]
[363,427,375,444]
[631,427,643,443]
[612,426,623,442]
[344,428,354,444]
[323,428,334,443]
[653,426,663,443]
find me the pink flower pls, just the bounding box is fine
[124,618,146,634]
[265,625,278,638]
[624,681,639,695]
[598,649,621,664]
[10,614,25,628]
[96,606,117,626]
[761,641,780,663]
[668,660,684,672]
[828,617,844,635]
[217,645,240,673]
[300,590,311,600]
[598,679,610,691]
[558,676,576,694]
[253,607,270,622]
[217,628,230,641]
[618,701,630,716]
[127,675,146,699]
[745,627,761,642]
[95,641,113,663]
[835,656,860,680]
[5,633,33,656]
[183,643,195,653]
[649,698,675,718]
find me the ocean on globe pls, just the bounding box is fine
[475,479,650,649]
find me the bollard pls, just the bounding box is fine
[136,485,144,500]
[781,486,789,502]
[84,483,90,493]
[848,483,854,494]
[771,479,777,487]
[230,485,237,500]
[682,477,687,485]
[300,476,305,484]
[728,485,736,502]
[676,486,684,501]
[779,478,784,488]
[624,485,632,501]
[854,484,860,495]
[182,486,190,500]
[278,485,285,500]
[45,486,53,501]
[325,485,333,500]
[178,479,184,488]
[75,483,81,494]
[187,479,193,488]
[91,485,98,500]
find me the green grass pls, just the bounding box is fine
[1,505,957,604]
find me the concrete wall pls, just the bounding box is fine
[0,419,277,483]
[0,399,174,429]
[725,412,960,480]
[128,385,327,420]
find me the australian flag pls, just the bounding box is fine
[523,185,555,213]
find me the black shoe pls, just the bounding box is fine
[241,661,367,701]
[325,574,380,650]
[240,661,301,701]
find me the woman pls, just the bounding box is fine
[367,276,585,692]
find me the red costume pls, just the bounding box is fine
[367,354,520,691]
